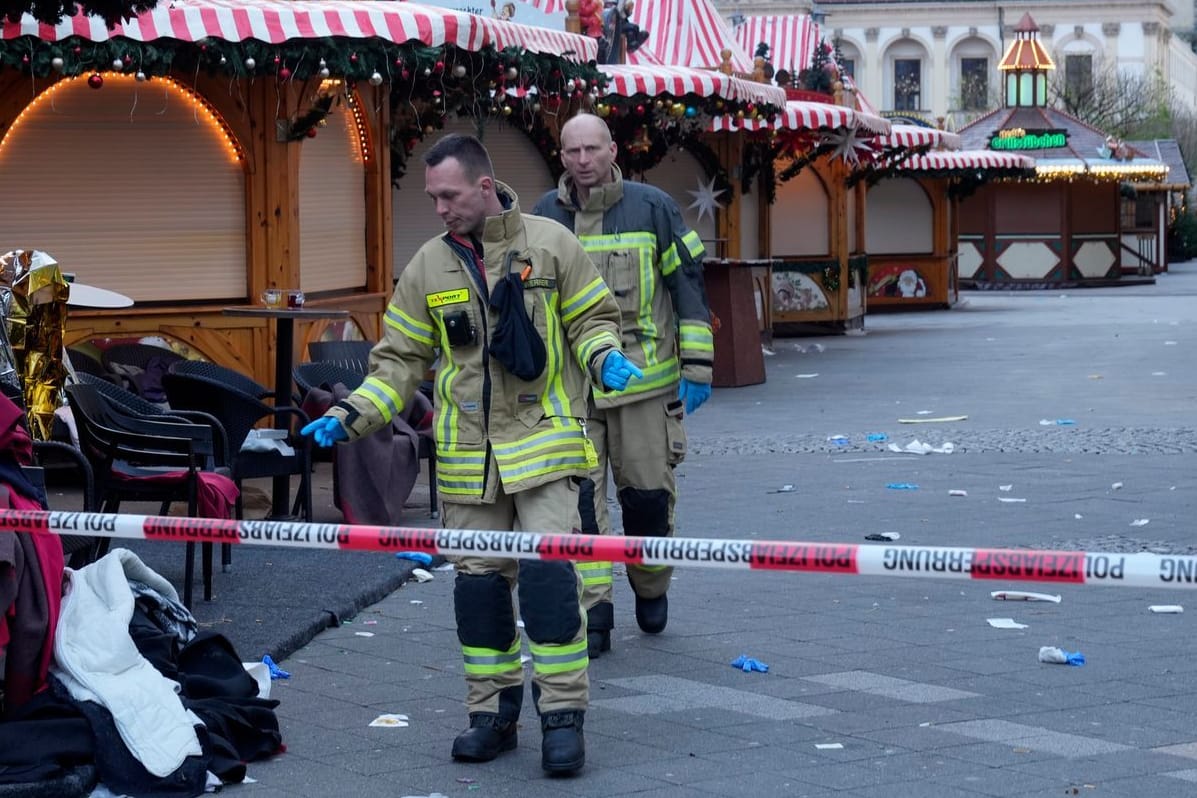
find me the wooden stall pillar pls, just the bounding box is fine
[360,84,393,341]
[245,79,302,381]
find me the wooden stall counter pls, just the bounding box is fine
[703,258,768,388]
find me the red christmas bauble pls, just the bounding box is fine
[279,67,292,80]
[306,127,318,138]
[87,73,103,89]
[349,53,359,63]
[433,60,445,73]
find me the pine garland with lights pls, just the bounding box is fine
[0,35,605,89]
[388,49,602,186]
[1,0,155,26]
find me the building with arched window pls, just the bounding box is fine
[715,0,1197,130]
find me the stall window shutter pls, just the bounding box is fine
[391,117,555,273]
[0,76,246,302]
[299,105,367,293]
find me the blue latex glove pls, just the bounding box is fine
[601,351,643,391]
[730,654,769,673]
[301,416,348,447]
[678,378,711,414]
[262,654,291,680]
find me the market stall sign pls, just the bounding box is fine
[990,128,1068,150]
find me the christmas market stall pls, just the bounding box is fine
[725,18,892,334]
[954,14,1169,287]
[863,146,1034,309]
[0,0,601,387]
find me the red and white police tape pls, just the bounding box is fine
[2,508,1195,589]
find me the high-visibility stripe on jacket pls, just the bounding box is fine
[328,184,623,504]
[533,166,714,408]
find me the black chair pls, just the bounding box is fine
[169,360,272,401]
[65,382,231,608]
[76,372,239,572]
[293,361,365,398]
[76,373,231,468]
[307,340,375,374]
[161,370,313,523]
[66,348,119,383]
[100,343,186,400]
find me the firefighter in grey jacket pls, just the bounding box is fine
[533,113,714,657]
[303,134,643,775]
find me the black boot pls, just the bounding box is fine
[635,593,667,634]
[587,629,610,657]
[587,601,614,658]
[451,713,517,762]
[541,710,585,775]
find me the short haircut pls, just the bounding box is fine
[423,133,495,182]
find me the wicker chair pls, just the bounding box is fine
[100,343,186,400]
[307,340,375,375]
[169,360,272,400]
[162,370,313,522]
[65,382,231,607]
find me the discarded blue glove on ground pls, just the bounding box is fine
[301,415,348,447]
[601,351,643,391]
[730,654,769,673]
[678,378,711,414]
[886,483,920,490]
[262,654,291,679]
[1038,646,1085,666]
[396,551,434,566]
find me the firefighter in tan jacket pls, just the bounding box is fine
[533,114,714,657]
[302,134,642,776]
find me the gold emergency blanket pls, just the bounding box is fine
[0,250,69,440]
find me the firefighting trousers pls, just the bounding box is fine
[579,393,686,614]
[443,476,589,718]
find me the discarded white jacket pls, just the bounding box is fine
[51,548,203,776]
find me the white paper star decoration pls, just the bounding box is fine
[687,175,727,225]
[822,128,875,166]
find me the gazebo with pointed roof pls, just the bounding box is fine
[954,13,1169,285]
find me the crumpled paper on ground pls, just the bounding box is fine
[888,439,955,455]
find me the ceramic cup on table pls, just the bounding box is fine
[261,288,283,308]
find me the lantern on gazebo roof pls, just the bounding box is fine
[998,13,1055,108]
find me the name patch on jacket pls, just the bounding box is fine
[523,278,557,290]
[426,288,470,308]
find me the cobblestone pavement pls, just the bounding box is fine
[214,264,1197,797]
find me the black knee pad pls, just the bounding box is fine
[575,477,599,535]
[454,571,516,651]
[619,487,669,537]
[518,560,582,644]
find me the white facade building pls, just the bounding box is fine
[714,0,1197,128]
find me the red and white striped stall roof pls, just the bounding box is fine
[0,0,596,60]
[881,124,962,151]
[603,64,786,105]
[897,151,1035,171]
[733,15,818,72]
[711,99,891,134]
[627,0,754,73]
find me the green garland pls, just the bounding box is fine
[741,139,776,203]
[0,34,604,86]
[1,0,154,26]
